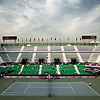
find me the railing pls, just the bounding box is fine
[0,51,100,53]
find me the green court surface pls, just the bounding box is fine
[0,78,100,100]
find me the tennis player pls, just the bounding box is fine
[13,79,16,84]
[89,82,91,87]
[48,73,51,81]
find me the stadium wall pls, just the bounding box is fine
[3,75,96,78]
[1,43,99,46]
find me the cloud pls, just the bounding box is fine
[47,4,100,39]
[67,0,81,4]
[46,0,63,17]
[0,0,100,42]
[84,5,100,24]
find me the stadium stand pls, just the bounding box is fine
[77,64,91,74]
[21,64,39,75]
[42,64,57,75]
[59,64,77,75]
[0,45,100,76]
[77,46,94,62]
[7,64,22,75]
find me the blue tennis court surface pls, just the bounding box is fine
[1,82,99,96]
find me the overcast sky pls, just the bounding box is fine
[0,0,100,42]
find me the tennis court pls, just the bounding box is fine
[1,82,99,96]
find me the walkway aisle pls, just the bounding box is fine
[96,55,100,63]
[3,46,12,62]
[74,65,80,74]
[74,46,84,62]
[47,46,51,63]
[88,45,96,62]
[18,65,24,74]
[39,65,42,74]
[61,46,67,63]
[16,46,25,62]
[31,46,37,62]
[56,65,60,75]
[0,56,3,63]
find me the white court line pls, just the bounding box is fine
[24,83,31,93]
[68,83,75,93]
[3,92,24,93]
[1,83,15,95]
[49,83,68,84]
[83,82,100,96]
[15,82,68,84]
[15,82,49,85]
[28,87,71,88]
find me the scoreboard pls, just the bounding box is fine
[82,35,97,39]
[2,36,17,40]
